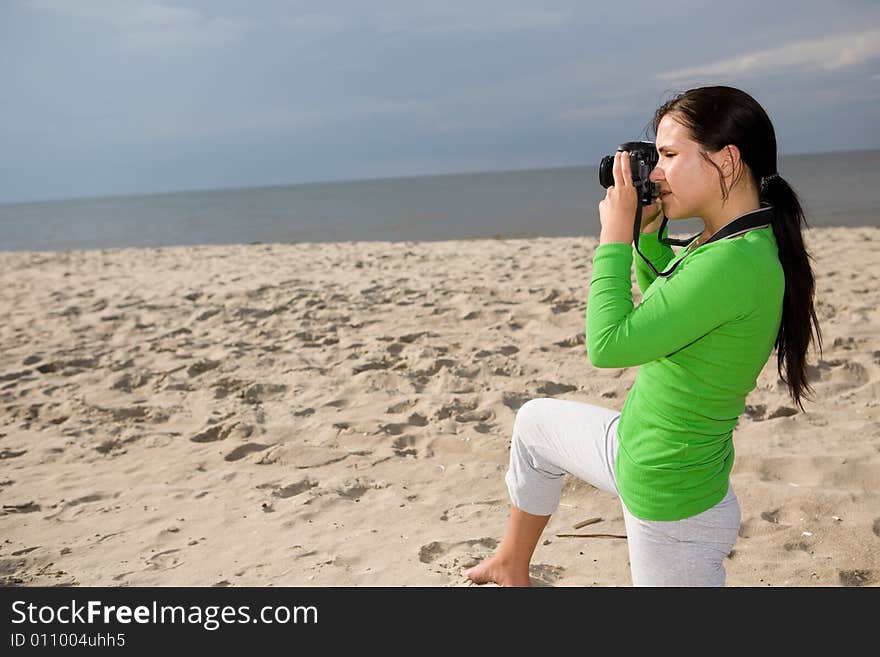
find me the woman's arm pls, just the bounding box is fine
[586,240,757,368]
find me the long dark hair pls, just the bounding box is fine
[649,85,822,412]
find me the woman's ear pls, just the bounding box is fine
[720,144,741,178]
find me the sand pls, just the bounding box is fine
[1,226,878,587]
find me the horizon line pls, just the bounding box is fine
[2,145,879,207]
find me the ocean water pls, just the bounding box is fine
[1,149,877,252]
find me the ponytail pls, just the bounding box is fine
[760,175,823,411]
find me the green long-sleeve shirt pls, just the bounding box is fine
[586,222,784,521]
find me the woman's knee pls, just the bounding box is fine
[512,397,555,440]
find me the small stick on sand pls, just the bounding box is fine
[556,533,627,539]
[572,516,602,529]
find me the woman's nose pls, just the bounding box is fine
[649,167,664,183]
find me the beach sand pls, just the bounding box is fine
[1,226,878,587]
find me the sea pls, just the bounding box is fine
[1,149,877,252]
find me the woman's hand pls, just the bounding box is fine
[598,151,639,245]
[640,201,664,234]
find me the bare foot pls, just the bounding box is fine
[463,554,532,587]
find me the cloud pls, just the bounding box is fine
[377,9,569,35]
[26,0,253,49]
[119,96,439,141]
[657,27,880,81]
[282,13,348,33]
[559,102,634,125]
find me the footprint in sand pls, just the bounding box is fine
[187,359,220,377]
[744,404,767,421]
[783,540,813,553]
[335,480,373,501]
[241,383,287,404]
[804,358,870,391]
[274,479,319,498]
[738,514,788,539]
[0,556,32,585]
[398,332,436,344]
[265,444,352,470]
[439,500,504,523]
[421,359,457,378]
[386,343,404,356]
[553,334,585,348]
[767,406,798,420]
[378,422,406,436]
[109,358,134,372]
[451,408,496,434]
[535,381,578,396]
[435,397,478,420]
[95,439,124,455]
[211,378,247,400]
[95,405,168,424]
[379,412,429,437]
[44,493,110,521]
[418,537,498,566]
[145,549,182,572]
[501,392,531,413]
[550,301,580,314]
[386,399,416,414]
[839,569,874,587]
[455,409,494,424]
[538,289,560,303]
[407,413,428,426]
[2,501,41,515]
[756,460,786,483]
[391,435,418,458]
[529,564,567,585]
[473,345,519,360]
[191,422,253,443]
[224,443,272,462]
[352,359,394,375]
[257,477,318,504]
[196,308,222,321]
[111,371,152,392]
[760,509,781,524]
[0,369,34,383]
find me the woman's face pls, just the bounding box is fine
[649,114,724,220]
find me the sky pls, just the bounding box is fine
[1,0,879,203]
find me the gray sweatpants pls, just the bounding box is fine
[504,398,741,587]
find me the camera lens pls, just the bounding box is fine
[598,155,614,188]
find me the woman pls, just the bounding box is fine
[464,85,823,587]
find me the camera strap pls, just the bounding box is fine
[632,199,775,278]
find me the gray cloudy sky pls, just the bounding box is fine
[2,0,879,203]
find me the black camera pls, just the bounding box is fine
[598,141,659,205]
